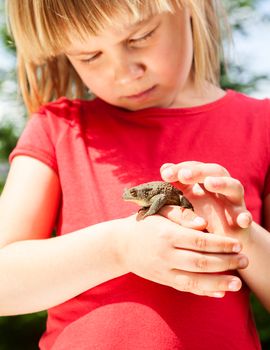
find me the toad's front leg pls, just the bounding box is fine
[142,194,167,218]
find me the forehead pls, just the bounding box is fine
[62,1,177,45]
[93,13,158,36]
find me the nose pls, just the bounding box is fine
[114,59,145,85]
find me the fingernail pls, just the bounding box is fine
[238,212,252,228]
[213,292,225,298]
[228,279,241,291]
[193,217,206,226]
[180,169,192,180]
[232,244,242,253]
[160,163,174,171]
[238,257,248,269]
[162,167,174,179]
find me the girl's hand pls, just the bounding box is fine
[116,214,248,298]
[160,161,252,240]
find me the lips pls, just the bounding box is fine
[125,85,156,99]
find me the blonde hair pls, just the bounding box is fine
[6,0,224,113]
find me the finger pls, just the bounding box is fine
[202,176,253,228]
[223,207,253,229]
[204,176,244,204]
[159,205,207,230]
[171,270,243,294]
[236,211,253,228]
[170,229,243,253]
[170,250,248,273]
[161,162,230,184]
[160,163,175,171]
[189,289,226,298]
[203,291,226,298]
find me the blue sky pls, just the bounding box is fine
[232,0,270,97]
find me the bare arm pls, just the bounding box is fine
[0,156,125,315]
[237,195,270,311]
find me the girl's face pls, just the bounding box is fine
[65,7,194,110]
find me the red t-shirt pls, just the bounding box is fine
[10,90,269,349]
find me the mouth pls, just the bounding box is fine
[123,197,145,206]
[125,85,157,100]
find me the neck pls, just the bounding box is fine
[170,80,225,108]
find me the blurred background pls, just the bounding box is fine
[0,0,270,349]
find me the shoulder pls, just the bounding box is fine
[230,90,270,132]
[34,97,98,124]
[25,97,104,141]
[223,90,270,132]
[10,98,98,163]
[228,89,270,114]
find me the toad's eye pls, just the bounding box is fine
[130,189,137,196]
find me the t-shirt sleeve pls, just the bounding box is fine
[9,112,58,173]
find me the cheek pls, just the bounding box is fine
[85,76,108,94]
[150,47,191,85]
[74,65,112,97]
[160,39,193,83]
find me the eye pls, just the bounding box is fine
[129,25,159,45]
[80,52,102,64]
[132,30,154,43]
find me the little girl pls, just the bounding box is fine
[1,1,269,349]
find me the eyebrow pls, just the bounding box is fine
[65,17,155,56]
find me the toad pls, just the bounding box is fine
[122,181,193,218]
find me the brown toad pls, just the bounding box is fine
[122,181,193,218]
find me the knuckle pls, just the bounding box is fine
[236,180,244,196]
[211,163,230,176]
[182,277,199,291]
[217,278,229,291]
[195,256,208,271]
[157,228,172,242]
[226,257,236,270]
[222,240,233,253]
[194,235,207,250]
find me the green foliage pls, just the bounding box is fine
[0,26,15,53]
[220,62,269,93]
[0,312,46,350]
[0,123,18,160]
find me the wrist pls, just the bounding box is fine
[108,217,131,276]
[240,221,256,252]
